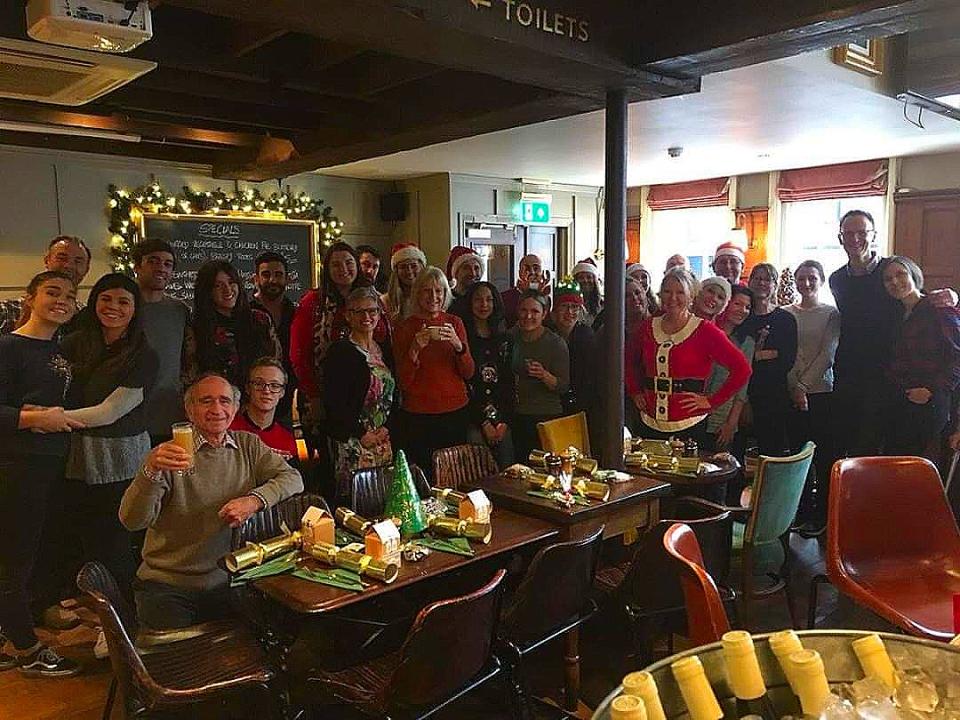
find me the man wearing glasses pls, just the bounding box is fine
[229,357,299,467]
[829,210,956,456]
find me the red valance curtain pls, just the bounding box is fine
[777,159,887,202]
[647,177,730,211]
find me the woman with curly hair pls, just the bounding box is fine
[183,260,280,389]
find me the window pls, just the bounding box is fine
[645,205,732,280]
[780,196,887,282]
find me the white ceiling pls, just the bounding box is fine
[318,50,960,187]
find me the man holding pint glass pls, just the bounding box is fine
[120,373,302,630]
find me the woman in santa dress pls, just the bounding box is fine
[627,267,752,448]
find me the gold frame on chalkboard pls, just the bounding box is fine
[138,213,321,289]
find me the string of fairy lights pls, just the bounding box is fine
[106,182,343,272]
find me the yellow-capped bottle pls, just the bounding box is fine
[789,649,831,717]
[622,671,667,720]
[768,630,804,696]
[851,634,898,689]
[722,631,777,720]
[610,694,648,720]
[671,655,723,720]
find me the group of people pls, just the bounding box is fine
[2,208,959,678]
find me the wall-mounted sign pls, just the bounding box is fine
[513,199,551,223]
[469,0,589,43]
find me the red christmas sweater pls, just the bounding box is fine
[229,412,298,464]
[626,315,751,432]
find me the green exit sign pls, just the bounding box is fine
[514,200,551,224]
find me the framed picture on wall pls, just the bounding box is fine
[832,37,885,77]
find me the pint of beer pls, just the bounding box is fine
[171,422,195,474]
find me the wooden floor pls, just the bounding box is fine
[0,534,887,720]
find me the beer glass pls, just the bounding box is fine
[171,422,195,476]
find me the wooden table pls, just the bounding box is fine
[473,472,671,713]
[627,453,741,503]
[254,508,558,614]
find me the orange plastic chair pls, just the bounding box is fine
[826,456,960,641]
[536,412,590,455]
[663,522,732,646]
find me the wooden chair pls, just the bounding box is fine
[662,523,731,646]
[734,441,814,629]
[499,526,604,717]
[77,561,278,720]
[536,412,590,455]
[350,463,430,517]
[432,443,499,490]
[594,496,734,666]
[232,492,329,547]
[810,456,960,640]
[308,569,508,719]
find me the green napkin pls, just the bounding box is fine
[229,550,299,586]
[526,490,591,506]
[291,567,364,592]
[414,535,475,557]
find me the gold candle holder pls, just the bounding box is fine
[335,507,373,535]
[429,516,493,544]
[303,542,399,584]
[224,531,302,573]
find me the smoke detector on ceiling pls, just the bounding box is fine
[26,0,153,54]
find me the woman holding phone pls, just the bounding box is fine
[394,266,474,475]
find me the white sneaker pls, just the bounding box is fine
[93,630,109,660]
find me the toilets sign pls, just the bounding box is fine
[469,0,590,43]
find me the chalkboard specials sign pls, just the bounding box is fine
[140,214,318,304]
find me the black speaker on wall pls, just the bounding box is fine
[380,192,408,221]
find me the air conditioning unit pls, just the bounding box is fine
[26,0,153,54]
[0,38,156,106]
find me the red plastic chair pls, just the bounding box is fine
[662,522,732,646]
[826,456,960,641]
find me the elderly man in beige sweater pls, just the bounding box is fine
[120,373,303,630]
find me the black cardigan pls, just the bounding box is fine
[322,339,396,442]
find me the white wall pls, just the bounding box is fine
[0,146,394,299]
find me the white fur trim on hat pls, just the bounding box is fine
[391,245,426,269]
[626,263,648,279]
[572,261,599,278]
[700,275,731,298]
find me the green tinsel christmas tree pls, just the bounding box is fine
[777,266,799,306]
[384,450,427,537]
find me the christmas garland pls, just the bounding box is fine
[106,182,343,272]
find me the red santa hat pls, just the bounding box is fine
[390,242,426,270]
[446,245,481,283]
[571,258,599,278]
[714,241,745,264]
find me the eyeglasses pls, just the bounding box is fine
[838,230,877,241]
[249,380,286,393]
[348,307,381,317]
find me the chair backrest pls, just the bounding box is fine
[746,441,815,545]
[386,569,507,710]
[77,562,160,706]
[232,492,330,549]
[351,462,430,518]
[828,455,960,574]
[536,412,590,455]
[618,497,732,613]
[500,526,604,647]
[432,443,499,490]
[663,523,731,646]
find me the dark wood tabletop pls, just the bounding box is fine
[473,472,671,527]
[253,508,558,614]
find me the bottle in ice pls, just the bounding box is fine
[851,634,897,689]
[622,671,667,720]
[721,631,777,720]
[767,629,804,697]
[788,649,831,717]
[671,655,723,720]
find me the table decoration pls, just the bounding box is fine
[412,536,475,557]
[290,566,365,592]
[384,450,428,536]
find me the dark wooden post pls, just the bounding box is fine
[601,87,627,470]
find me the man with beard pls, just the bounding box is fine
[357,244,386,292]
[0,235,91,335]
[133,239,191,445]
[251,251,297,425]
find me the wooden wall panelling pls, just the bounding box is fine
[894,190,960,291]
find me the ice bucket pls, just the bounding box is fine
[592,630,960,719]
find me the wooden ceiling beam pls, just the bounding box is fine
[226,20,288,57]
[212,92,598,181]
[642,0,960,75]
